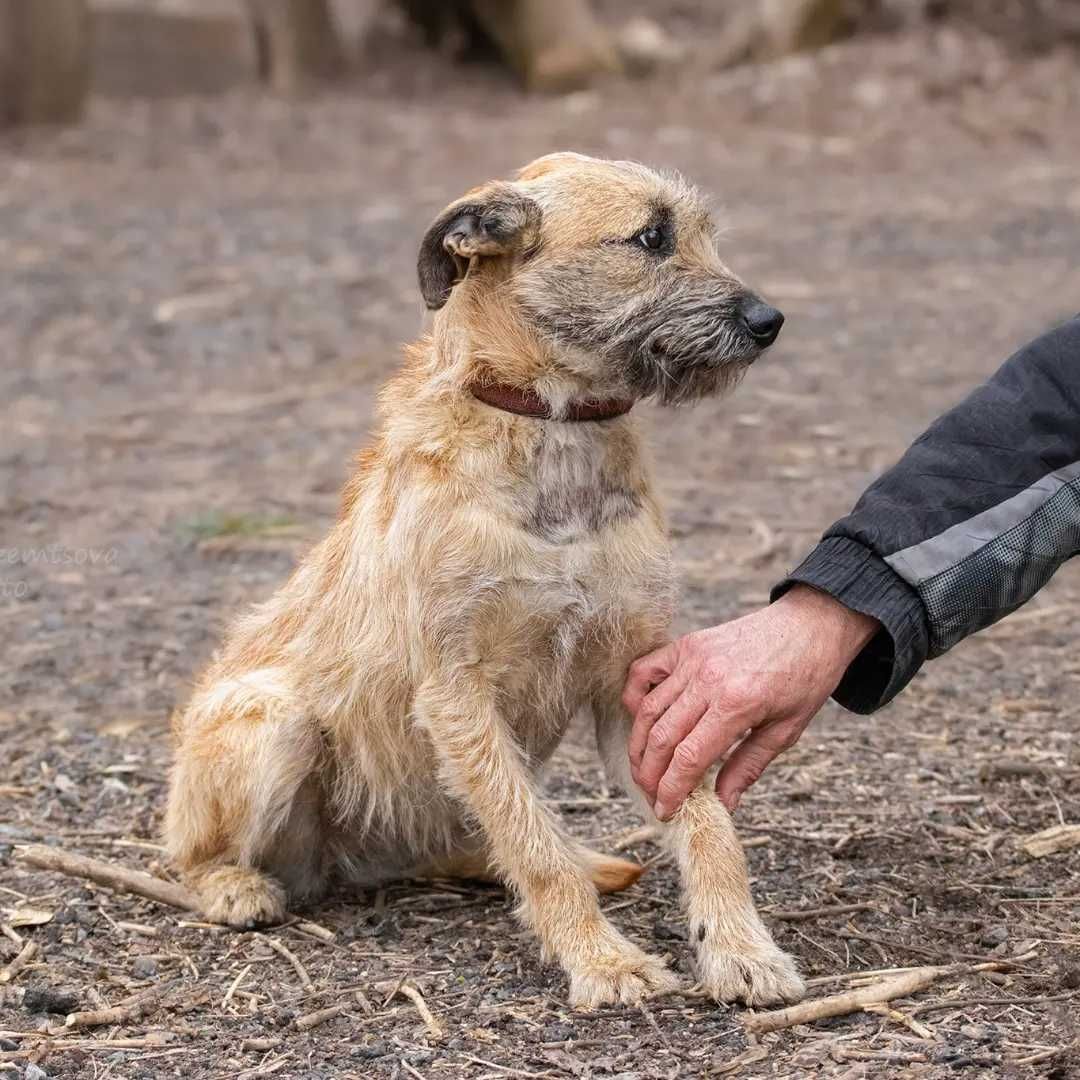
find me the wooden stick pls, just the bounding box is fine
[766,902,876,922]
[17,845,198,911]
[744,966,950,1034]
[0,942,38,985]
[241,1038,284,1052]
[295,1003,348,1030]
[262,934,314,992]
[1012,1042,1077,1067]
[804,950,1035,989]
[913,991,1077,1016]
[1,1033,173,1057]
[863,1001,937,1040]
[221,963,253,1008]
[65,984,168,1029]
[380,980,443,1040]
[295,920,335,942]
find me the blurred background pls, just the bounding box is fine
[3,4,1080,1076]
[4,0,1079,702]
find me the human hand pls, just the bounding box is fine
[623,585,879,819]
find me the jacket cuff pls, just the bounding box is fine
[771,536,930,714]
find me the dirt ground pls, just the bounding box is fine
[2,13,1080,1080]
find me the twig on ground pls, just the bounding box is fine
[912,991,1077,1015]
[863,1001,937,1039]
[458,1055,555,1077]
[1,1033,174,1058]
[804,951,1036,989]
[17,844,198,911]
[295,920,335,942]
[1011,1041,1078,1067]
[637,1001,671,1049]
[115,921,159,936]
[222,963,253,1008]
[611,825,660,852]
[398,981,444,1040]
[766,902,876,922]
[65,982,171,1029]
[261,935,314,993]
[377,979,444,1039]
[745,961,1021,1035]
[1022,824,1080,858]
[837,1048,929,1064]
[295,1003,349,1030]
[241,1038,284,1052]
[712,1046,769,1075]
[0,941,38,984]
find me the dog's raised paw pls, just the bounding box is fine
[696,936,805,1007]
[198,867,287,930]
[568,950,680,1009]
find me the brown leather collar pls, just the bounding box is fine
[469,382,634,422]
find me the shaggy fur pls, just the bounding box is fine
[165,152,804,1008]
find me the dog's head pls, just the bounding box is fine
[418,153,782,405]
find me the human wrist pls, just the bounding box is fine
[779,584,880,669]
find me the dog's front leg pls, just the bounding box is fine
[414,672,678,1008]
[594,692,805,1007]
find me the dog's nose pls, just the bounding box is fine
[739,300,784,346]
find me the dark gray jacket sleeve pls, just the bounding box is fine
[772,315,1080,713]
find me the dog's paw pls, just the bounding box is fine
[199,867,287,930]
[695,931,804,1007]
[568,948,680,1009]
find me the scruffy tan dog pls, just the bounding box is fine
[165,152,803,1009]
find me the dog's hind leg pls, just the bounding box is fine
[414,671,678,1008]
[594,691,805,1007]
[165,670,326,929]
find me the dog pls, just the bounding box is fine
[165,152,804,1009]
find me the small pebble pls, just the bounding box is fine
[353,1041,388,1060]
[543,1021,578,1042]
[132,956,158,979]
[979,925,1008,947]
[22,988,79,1015]
[26,1064,48,1080]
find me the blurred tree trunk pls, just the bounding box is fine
[247,0,346,94]
[715,0,848,67]
[0,0,90,126]
[402,0,621,92]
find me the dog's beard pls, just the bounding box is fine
[623,315,760,406]
[521,275,762,407]
[630,353,751,406]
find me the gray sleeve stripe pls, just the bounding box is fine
[884,458,1080,587]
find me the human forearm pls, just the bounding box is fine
[779,315,1080,712]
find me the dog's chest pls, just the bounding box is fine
[489,433,672,751]
[521,427,643,545]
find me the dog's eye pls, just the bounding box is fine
[637,226,665,251]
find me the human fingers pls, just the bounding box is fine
[627,673,687,778]
[714,717,805,812]
[621,641,677,719]
[633,691,709,806]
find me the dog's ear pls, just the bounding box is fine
[417,182,541,311]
